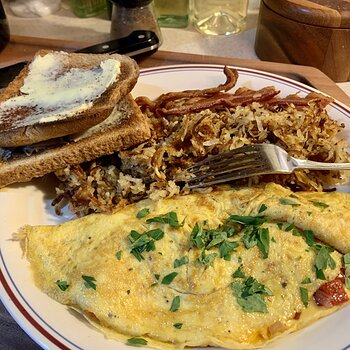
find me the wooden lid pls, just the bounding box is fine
[263,0,350,28]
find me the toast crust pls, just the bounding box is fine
[0,95,151,188]
[0,50,139,147]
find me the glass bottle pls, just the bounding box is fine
[0,0,9,52]
[154,0,188,28]
[71,0,107,18]
[190,0,249,35]
[110,0,162,43]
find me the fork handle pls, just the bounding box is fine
[292,158,350,171]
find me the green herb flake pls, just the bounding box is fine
[146,211,184,228]
[309,200,329,209]
[229,215,267,226]
[285,223,295,232]
[279,198,301,207]
[315,245,336,272]
[56,280,69,291]
[150,282,158,287]
[289,194,299,199]
[82,275,97,290]
[300,287,309,307]
[277,223,283,230]
[147,229,164,241]
[136,208,150,219]
[198,251,218,267]
[346,276,350,290]
[174,256,189,268]
[303,230,315,247]
[170,296,181,312]
[154,274,160,280]
[161,272,178,285]
[344,253,350,289]
[115,250,122,260]
[301,277,311,284]
[344,253,350,265]
[258,204,267,213]
[307,211,312,216]
[271,236,276,243]
[231,276,272,313]
[173,322,183,329]
[127,337,148,346]
[232,265,246,279]
[257,227,270,259]
[219,240,239,260]
[292,229,302,237]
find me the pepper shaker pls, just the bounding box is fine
[109,0,162,44]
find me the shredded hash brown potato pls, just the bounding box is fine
[53,68,350,216]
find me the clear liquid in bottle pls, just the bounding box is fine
[190,0,248,35]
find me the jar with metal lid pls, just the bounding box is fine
[109,0,162,44]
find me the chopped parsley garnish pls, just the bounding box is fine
[136,208,150,219]
[170,296,180,312]
[127,337,148,346]
[190,220,240,264]
[82,275,97,290]
[303,230,315,247]
[302,229,336,280]
[343,253,350,289]
[128,228,164,262]
[147,229,164,240]
[229,215,267,226]
[285,223,295,232]
[198,251,218,267]
[173,322,183,329]
[56,280,69,291]
[301,277,311,284]
[229,215,270,259]
[231,276,272,313]
[309,200,329,209]
[154,274,160,280]
[232,265,246,279]
[161,272,178,285]
[289,194,299,199]
[115,250,122,260]
[219,241,239,260]
[300,287,309,307]
[174,256,189,268]
[258,204,267,213]
[279,198,300,207]
[277,223,283,230]
[146,211,184,228]
[271,236,276,243]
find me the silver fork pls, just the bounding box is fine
[185,144,350,189]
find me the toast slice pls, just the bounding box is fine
[0,94,151,188]
[0,50,139,147]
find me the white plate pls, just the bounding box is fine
[1,65,350,350]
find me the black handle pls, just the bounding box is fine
[0,30,160,89]
[76,30,159,56]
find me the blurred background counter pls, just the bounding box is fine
[0,0,349,95]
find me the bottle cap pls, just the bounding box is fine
[110,0,152,7]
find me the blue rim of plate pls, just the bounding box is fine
[1,64,350,350]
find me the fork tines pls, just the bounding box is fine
[186,145,270,188]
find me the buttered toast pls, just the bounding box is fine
[0,50,139,147]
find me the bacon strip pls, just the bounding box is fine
[158,86,279,116]
[136,67,334,117]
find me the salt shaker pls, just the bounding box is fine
[109,0,162,44]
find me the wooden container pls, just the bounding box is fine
[255,0,350,82]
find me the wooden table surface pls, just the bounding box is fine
[1,35,350,107]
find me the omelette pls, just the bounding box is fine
[19,183,350,349]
